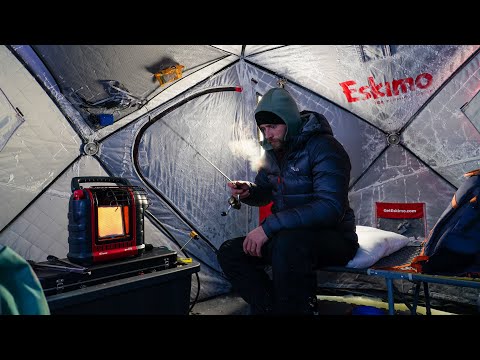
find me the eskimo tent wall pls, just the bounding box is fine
[1,45,480,304]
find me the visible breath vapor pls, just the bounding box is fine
[228,139,264,172]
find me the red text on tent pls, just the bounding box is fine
[339,73,433,103]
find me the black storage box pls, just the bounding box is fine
[34,246,200,315]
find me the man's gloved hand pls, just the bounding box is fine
[227,181,251,200]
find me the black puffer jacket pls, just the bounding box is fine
[243,93,355,238]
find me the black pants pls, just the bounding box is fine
[217,228,358,315]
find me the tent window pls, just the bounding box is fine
[461,90,480,133]
[0,88,25,152]
[358,45,392,62]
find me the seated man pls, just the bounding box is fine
[217,87,359,315]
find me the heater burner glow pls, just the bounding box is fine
[97,206,126,239]
[93,187,132,242]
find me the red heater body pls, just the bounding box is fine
[67,177,149,266]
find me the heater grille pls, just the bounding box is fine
[90,186,143,207]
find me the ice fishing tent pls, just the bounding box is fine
[1,45,480,308]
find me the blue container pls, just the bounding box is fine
[351,305,386,315]
[98,114,114,126]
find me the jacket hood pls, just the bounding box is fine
[255,88,302,142]
[300,111,333,136]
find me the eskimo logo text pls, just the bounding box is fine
[339,73,433,103]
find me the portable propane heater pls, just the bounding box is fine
[67,176,149,266]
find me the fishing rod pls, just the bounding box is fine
[191,147,241,216]
[162,122,242,216]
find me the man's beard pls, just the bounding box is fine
[269,139,285,151]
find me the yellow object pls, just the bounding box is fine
[177,257,192,264]
[154,65,185,86]
[189,230,198,239]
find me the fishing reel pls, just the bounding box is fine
[221,194,241,216]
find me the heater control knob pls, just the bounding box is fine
[83,141,100,156]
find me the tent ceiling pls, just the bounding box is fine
[248,45,479,132]
[32,45,229,126]
[211,45,242,56]
[210,45,285,57]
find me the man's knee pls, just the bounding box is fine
[217,237,244,265]
[217,240,231,264]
